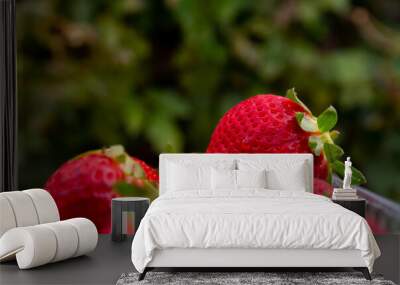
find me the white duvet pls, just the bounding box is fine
[131,190,380,273]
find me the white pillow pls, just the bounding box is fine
[267,166,306,191]
[236,169,267,189]
[167,163,211,191]
[211,168,236,190]
[237,160,307,191]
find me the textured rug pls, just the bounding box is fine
[116,272,395,285]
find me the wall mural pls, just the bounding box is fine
[15,0,400,233]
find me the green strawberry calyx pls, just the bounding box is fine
[74,145,158,200]
[102,145,158,200]
[102,145,145,178]
[286,88,367,185]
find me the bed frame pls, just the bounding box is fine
[140,248,370,280]
[139,154,371,281]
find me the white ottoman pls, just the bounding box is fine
[0,189,98,269]
[0,218,98,269]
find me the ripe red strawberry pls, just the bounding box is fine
[45,145,158,233]
[366,214,387,234]
[207,89,366,191]
[132,158,159,183]
[313,178,333,197]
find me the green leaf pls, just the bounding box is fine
[104,145,125,158]
[143,180,159,194]
[132,160,145,178]
[164,144,175,153]
[147,90,190,119]
[145,115,183,152]
[113,181,136,196]
[317,106,338,132]
[115,154,127,164]
[295,112,304,125]
[323,143,344,162]
[286,88,312,114]
[332,161,367,185]
[296,112,318,132]
[326,163,333,184]
[122,98,144,136]
[330,130,340,140]
[113,181,158,201]
[308,135,323,156]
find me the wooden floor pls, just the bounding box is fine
[0,234,398,285]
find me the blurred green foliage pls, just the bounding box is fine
[17,0,400,201]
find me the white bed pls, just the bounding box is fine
[131,154,380,280]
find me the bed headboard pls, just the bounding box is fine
[159,153,314,195]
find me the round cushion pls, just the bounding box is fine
[42,221,79,262]
[65,218,98,257]
[0,218,98,269]
[24,189,60,224]
[1,192,39,227]
[0,195,17,237]
[0,226,57,269]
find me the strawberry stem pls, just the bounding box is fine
[286,89,367,185]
